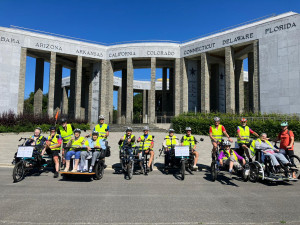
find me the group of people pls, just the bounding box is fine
[23,114,296,178]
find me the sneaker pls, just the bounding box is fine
[193,165,198,171]
[82,169,88,173]
[53,172,59,178]
[64,168,69,172]
[89,168,93,173]
[71,169,77,173]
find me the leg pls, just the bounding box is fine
[148,151,154,168]
[212,142,218,158]
[80,151,88,169]
[64,151,75,171]
[91,151,100,167]
[242,145,251,160]
[193,150,199,166]
[73,151,81,172]
[265,153,280,166]
[53,155,59,172]
[274,153,289,165]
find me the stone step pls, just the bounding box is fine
[106,124,168,132]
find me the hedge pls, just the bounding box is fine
[171,113,300,141]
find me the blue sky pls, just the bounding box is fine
[1,0,299,106]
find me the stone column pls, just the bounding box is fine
[17,48,27,114]
[54,64,62,112]
[126,58,134,124]
[174,59,181,116]
[197,60,201,112]
[225,46,235,114]
[99,60,107,119]
[169,67,174,114]
[117,87,122,124]
[248,41,259,113]
[210,64,219,112]
[90,62,100,123]
[48,52,56,117]
[62,87,68,115]
[142,89,147,123]
[181,58,188,113]
[200,52,210,113]
[75,56,82,119]
[149,57,156,123]
[106,60,114,123]
[34,58,44,115]
[162,67,167,115]
[121,68,127,124]
[235,60,244,114]
[69,69,76,118]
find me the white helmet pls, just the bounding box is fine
[99,115,105,120]
[214,117,220,122]
[143,126,149,131]
[185,127,192,131]
[223,140,231,146]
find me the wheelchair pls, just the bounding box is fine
[248,148,298,183]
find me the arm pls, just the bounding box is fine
[287,136,294,149]
[223,131,233,142]
[209,126,215,141]
[237,127,243,140]
[162,138,168,148]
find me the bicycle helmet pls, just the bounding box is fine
[168,128,175,133]
[281,121,288,126]
[185,127,192,131]
[241,118,247,122]
[99,115,105,120]
[126,127,133,132]
[60,118,67,123]
[74,128,81,134]
[35,127,42,133]
[223,140,231,146]
[143,126,149,131]
[49,126,56,131]
[92,131,99,136]
[214,117,220,122]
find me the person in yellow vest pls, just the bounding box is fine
[218,141,246,174]
[88,115,109,140]
[118,127,136,148]
[163,129,179,168]
[209,117,233,158]
[237,118,259,160]
[180,127,199,170]
[41,127,62,178]
[25,127,46,148]
[137,126,154,171]
[57,118,74,164]
[64,129,86,172]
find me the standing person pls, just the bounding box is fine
[90,115,109,140]
[163,129,179,168]
[237,118,259,160]
[181,127,199,170]
[137,126,154,171]
[57,118,74,165]
[41,127,62,178]
[276,121,295,157]
[64,129,86,172]
[209,117,233,159]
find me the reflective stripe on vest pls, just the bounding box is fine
[139,135,153,150]
[120,134,136,147]
[211,125,223,141]
[221,149,238,161]
[30,135,45,145]
[48,134,61,151]
[237,126,250,144]
[59,124,73,143]
[71,136,85,149]
[249,139,273,157]
[165,135,177,148]
[94,124,108,139]
[182,135,195,148]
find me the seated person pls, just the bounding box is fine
[218,141,246,174]
[137,126,154,171]
[64,129,86,172]
[25,127,46,149]
[163,129,179,167]
[250,133,291,172]
[41,127,62,178]
[181,127,199,170]
[118,127,136,157]
[80,131,106,173]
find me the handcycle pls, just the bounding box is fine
[211,140,249,182]
[119,143,136,179]
[138,138,154,175]
[12,137,59,182]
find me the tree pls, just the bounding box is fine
[23,92,48,114]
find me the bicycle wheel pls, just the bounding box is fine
[94,160,104,180]
[290,155,300,179]
[13,161,25,183]
[249,163,258,183]
[211,161,217,182]
[180,160,185,180]
[127,161,134,180]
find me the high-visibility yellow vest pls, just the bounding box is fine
[94,124,108,139]
[70,136,85,150]
[221,149,238,161]
[211,125,223,141]
[59,124,73,144]
[237,126,250,144]
[182,135,196,148]
[84,138,102,150]
[249,139,273,156]
[139,135,153,150]
[47,134,61,151]
[29,135,45,146]
[165,135,177,148]
[120,134,136,147]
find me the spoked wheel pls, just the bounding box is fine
[127,161,134,180]
[211,161,217,182]
[290,155,300,179]
[180,160,185,180]
[13,161,25,183]
[94,161,104,180]
[249,163,258,183]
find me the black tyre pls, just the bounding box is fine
[249,163,258,183]
[94,161,104,180]
[290,155,300,179]
[127,161,134,180]
[13,161,25,183]
[181,160,185,180]
[211,162,217,182]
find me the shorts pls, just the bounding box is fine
[285,150,294,157]
[223,158,241,168]
[51,150,60,157]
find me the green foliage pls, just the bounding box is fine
[23,92,48,114]
[133,93,143,123]
[172,113,300,141]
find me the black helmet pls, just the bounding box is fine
[60,118,67,123]
[49,126,56,131]
[74,128,81,134]
[35,127,42,133]
[92,131,99,136]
